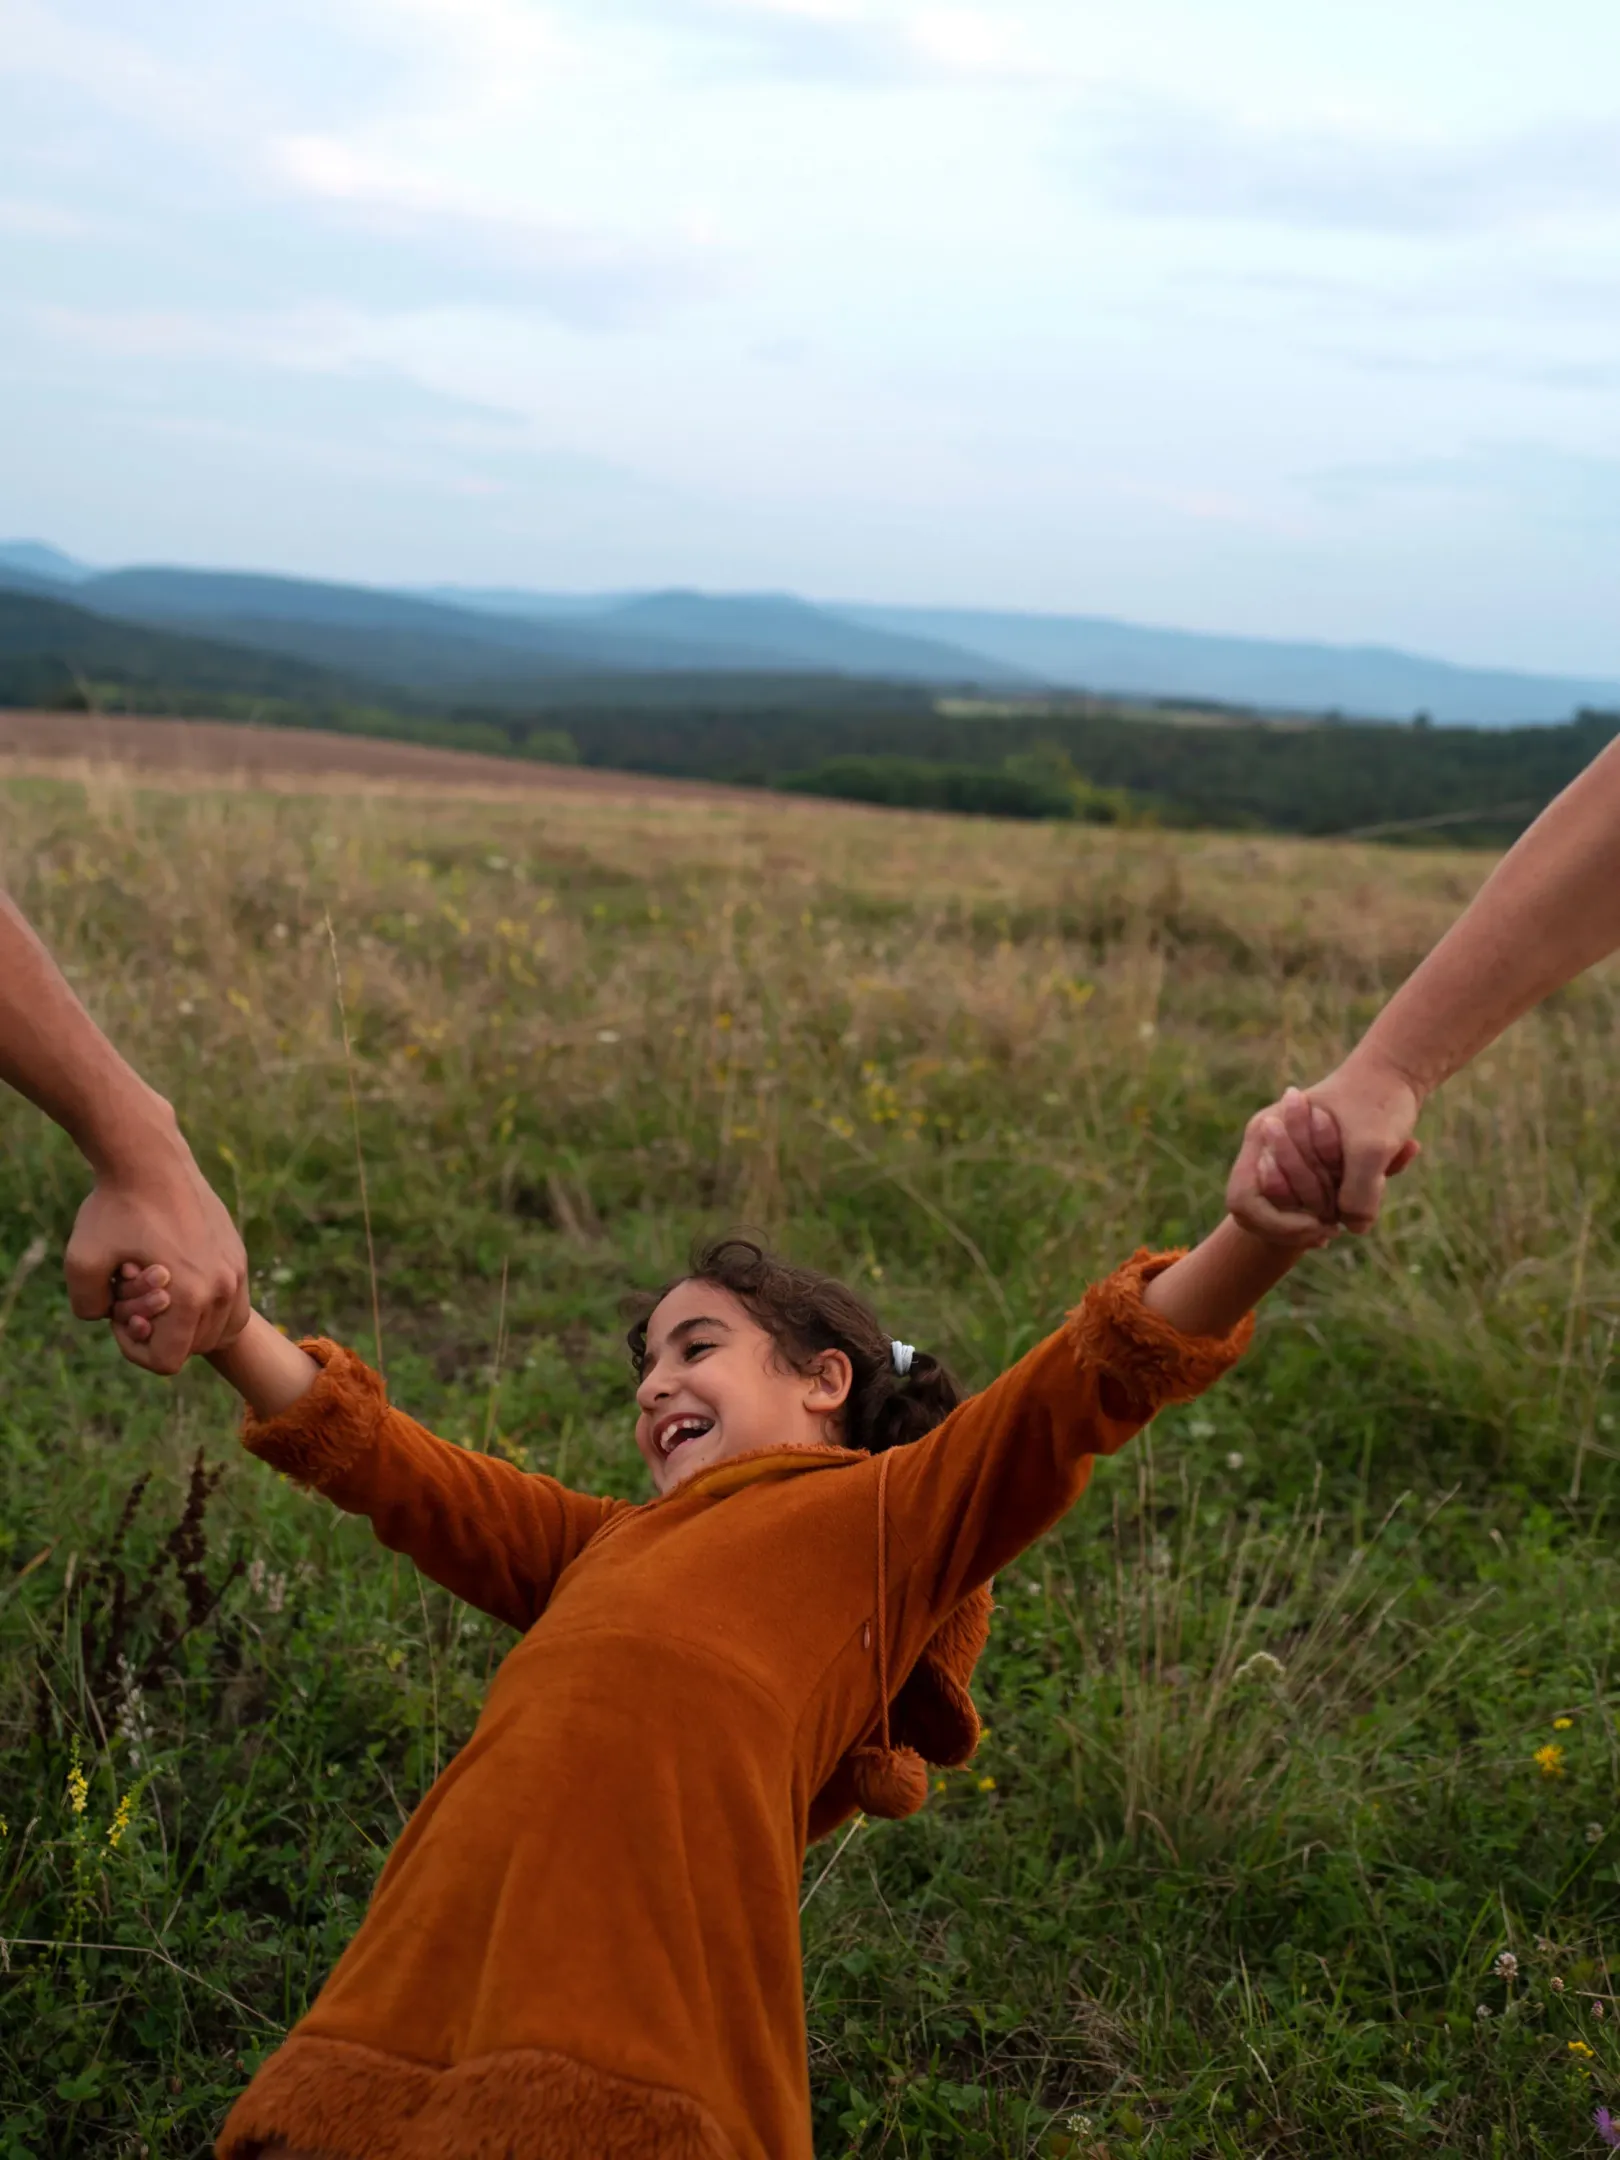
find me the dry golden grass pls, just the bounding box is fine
[4,758,1614,1452]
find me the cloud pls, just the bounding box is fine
[1,0,257,155]
[308,0,580,124]
[1311,441,1620,532]
[1322,343,1620,396]
[605,0,1044,86]
[16,296,665,504]
[1084,97,1620,237]
[266,134,730,325]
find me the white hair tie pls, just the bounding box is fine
[890,1340,916,1377]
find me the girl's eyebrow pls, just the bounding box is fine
[642,1312,732,1372]
[665,1314,730,1343]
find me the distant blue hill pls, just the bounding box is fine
[0,540,94,586]
[592,590,1034,685]
[3,542,1617,722]
[835,604,1620,729]
[437,582,1620,724]
[8,562,1018,689]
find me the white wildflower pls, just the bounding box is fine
[1234,1651,1287,1684]
[114,1653,154,1768]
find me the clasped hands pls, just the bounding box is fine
[64,1129,247,1373]
[1226,1047,1426,1250]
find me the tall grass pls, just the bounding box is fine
[1,770,1618,2156]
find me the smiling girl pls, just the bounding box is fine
[112,1196,1321,2160]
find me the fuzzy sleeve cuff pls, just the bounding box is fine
[241,1338,388,1488]
[1065,1247,1254,1422]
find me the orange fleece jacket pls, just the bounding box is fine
[218,1251,1251,2160]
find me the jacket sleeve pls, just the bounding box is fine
[239,1339,628,1631]
[880,1249,1252,1662]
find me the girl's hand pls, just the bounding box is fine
[109,1259,176,1351]
[115,1269,319,1417]
[1225,1086,1345,1249]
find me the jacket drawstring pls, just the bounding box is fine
[872,1452,894,1755]
[848,1450,929,1820]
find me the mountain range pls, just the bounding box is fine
[3,541,1618,727]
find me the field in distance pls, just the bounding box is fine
[0,706,783,809]
[1,768,1616,2157]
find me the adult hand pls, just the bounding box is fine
[63,1139,248,1374]
[1301,1053,1424,1234]
[1227,1060,1423,1241]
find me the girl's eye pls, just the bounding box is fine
[683,1339,715,1360]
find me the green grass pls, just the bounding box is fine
[1,772,1618,2157]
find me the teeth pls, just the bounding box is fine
[659,1416,713,1456]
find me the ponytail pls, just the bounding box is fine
[860,1349,962,1453]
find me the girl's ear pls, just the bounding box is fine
[802,1348,853,1419]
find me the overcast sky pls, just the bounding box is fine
[4,0,1619,671]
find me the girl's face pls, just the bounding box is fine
[634,1279,853,1496]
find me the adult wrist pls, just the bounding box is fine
[1331,1035,1434,1110]
[76,1083,188,1181]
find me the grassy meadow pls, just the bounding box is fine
[1,768,1619,2158]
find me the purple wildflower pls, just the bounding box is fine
[1595,2106,1620,2149]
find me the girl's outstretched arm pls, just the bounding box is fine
[207,1309,322,1414]
[1139,1216,1303,1340]
[203,1313,626,1631]
[878,1219,1303,1663]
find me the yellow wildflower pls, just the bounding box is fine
[67,1762,89,1817]
[977,1776,997,1793]
[1554,1717,1574,1731]
[107,1791,136,1850]
[1534,1743,1566,1779]
[1569,2039,1595,2057]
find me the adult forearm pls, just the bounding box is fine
[1347,733,1620,1100]
[0,891,174,1171]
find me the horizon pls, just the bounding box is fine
[9,535,1620,696]
[5,3,1620,677]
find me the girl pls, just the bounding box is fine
[112,1197,1318,2160]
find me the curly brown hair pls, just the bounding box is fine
[624,1236,963,1454]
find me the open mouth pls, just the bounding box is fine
[654,1413,715,1461]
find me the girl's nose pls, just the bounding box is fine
[635,1364,667,1415]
